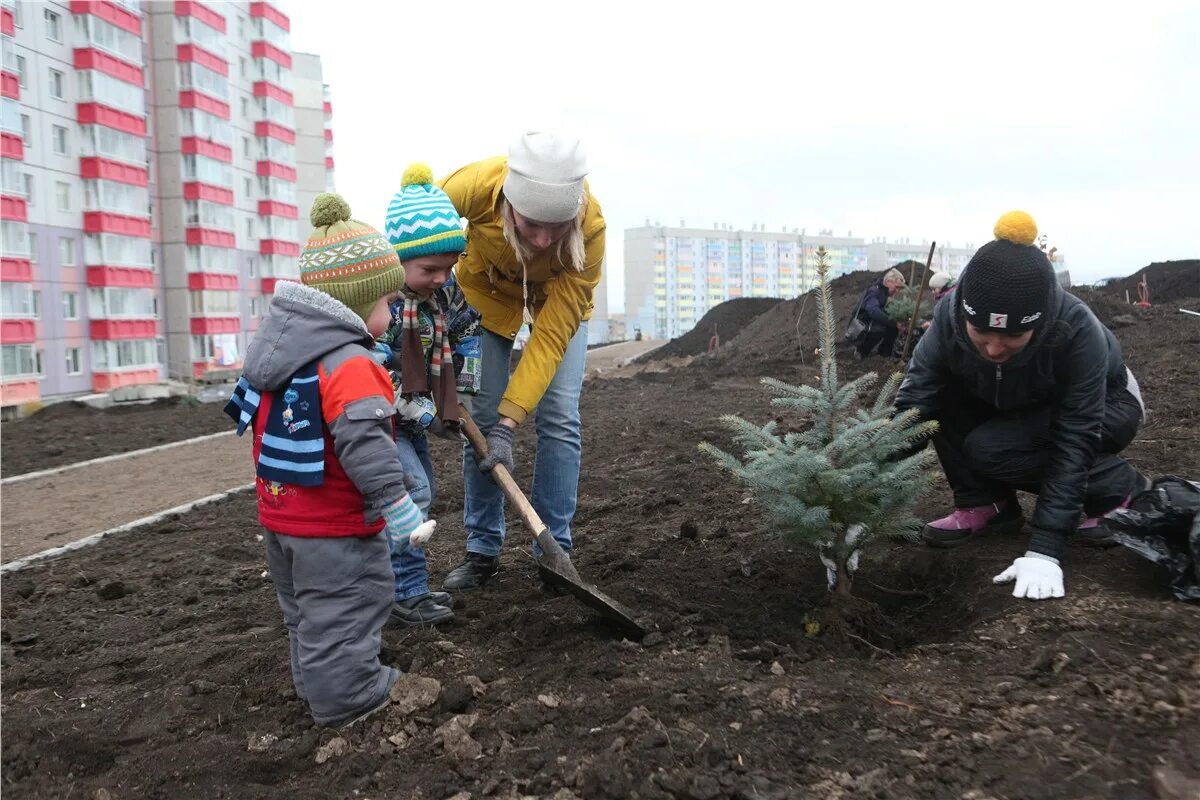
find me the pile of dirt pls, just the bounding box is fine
[1096,260,1199,305]
[0,397,231,478]
[643,298,783,361]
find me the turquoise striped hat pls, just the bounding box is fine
[384,163,467,261]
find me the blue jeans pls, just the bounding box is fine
[390,432,436,600]
[462,322,588,557]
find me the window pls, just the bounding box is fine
[258,176,296,203]
[62,291,79,320]
[20,113,31,145]
[244,177,252,198]
[26,231,37,262]
[77,71,145,115]
[178,62,229,100]
[87,287,156,319]
[59,238,76,267]
[260,254,297,278]
[257,96,294,127]
[81,125,147,164]
[65,347,82,375]
[245,217,255,240]
[44,8,62,41]
[31,289,41,319]
[175,15,226,56]
[75,14,143,65]
[241,97,249,118]
[35,349,44,377]
[180,108,232,145]
[49,69,65,100]
[250,296,260,317]
[189,290,238,315]
[254,57,292,89]
[247,256,256,278]
[185,245,236,273]
[239,57,247,79]
[242,136,251,158]
[92,338,157,370]
[182,154,233,186]
[254,15,290,50]
[13,1,23,28]
[2,344,38,378]
[191,334,215,360]
[258,137,294,162]
[56,182,71,212]
[52,125,68,155]
[20,172,33,204]
[1,220,30,257]
[261,217,296,242]
[15,55,26,88]
[85,234,153,267]
[185,200,234,230]
[84,181,149,216]
[0,282,34,317]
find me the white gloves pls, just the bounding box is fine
[993,551,1064,600]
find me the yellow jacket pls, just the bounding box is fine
[440,157,606,423]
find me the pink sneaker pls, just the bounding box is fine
[1078,494,1134,530]
[921,500,1023,548]
[1077,474,1151,546]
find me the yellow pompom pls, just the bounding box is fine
[993,210,1038,246]
[310,193,351,228]
[402,162,434,188]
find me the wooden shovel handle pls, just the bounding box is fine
[457,403,548,537]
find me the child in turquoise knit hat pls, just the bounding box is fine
[376,163,483,627]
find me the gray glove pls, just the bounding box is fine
[478,424,515,474]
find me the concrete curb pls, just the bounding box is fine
[1,430,236,485]
[0,482,255,574]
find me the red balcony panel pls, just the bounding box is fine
[76,103,147,136]
[1,132,24,160]
[73,49,143,86]
[190,316,239,335]
[176,44,229,76]
[252,81,293,106]
[258,200,298,219]
[79,156,149,187]
[188,272,238,291]
[260,277,283,294]
[181,136,233,163]
[1,258,32,281]
[84,212,152,238]
[1,70,18,100]
[90,319,159,340]
[256,161,296,181]
[87,265,156,288]
[324,128,333,142]
[1,7,14,36]
[254,120,295,144]
[94,368,158,392]
[182,182,234,205]
[186,228,236,248]
[325,156,334,170]
[251,40,292,69]
[178,90,230,120]
[260,240,299,257]
[0,379,40,407]
[70,1,142,36]
[174,1,226,33]
[249,1,289,31]
[0,319,36,344]
[1,195,28,221]
[323,100,332,115]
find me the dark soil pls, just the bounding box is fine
[644,298,783,361]
[1095,260,1200,305]
[0,397,232,478]
[3,273,1199,798]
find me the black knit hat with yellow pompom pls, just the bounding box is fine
[958,211,1056,334]
[299,193,406,323]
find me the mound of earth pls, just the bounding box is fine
[1096,260,1199,305]
[644,298,783,361]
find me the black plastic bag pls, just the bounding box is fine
[1102,476,1200,601]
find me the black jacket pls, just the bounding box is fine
[896,280,1133,536]
[856,281,896,328]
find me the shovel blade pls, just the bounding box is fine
[536,559,650,640]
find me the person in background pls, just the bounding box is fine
[852,268,907,358]
[896,211,1147,601]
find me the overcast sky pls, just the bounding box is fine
[290,0,1199,312]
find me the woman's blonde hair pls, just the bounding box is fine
[500,198,587,272]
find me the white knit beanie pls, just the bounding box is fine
[503,132,588,223]
[929,271,953,290]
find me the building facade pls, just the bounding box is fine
[625,223,979,341]
[0,0,332,412]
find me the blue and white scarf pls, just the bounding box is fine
[224,361,325,486]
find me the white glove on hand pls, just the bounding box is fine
[993,551,1064,600]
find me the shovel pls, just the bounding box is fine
[457,403,649,639]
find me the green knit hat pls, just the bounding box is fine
[300,193,405,322]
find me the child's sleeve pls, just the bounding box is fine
[320,353,409,511]
[444,280,483,394]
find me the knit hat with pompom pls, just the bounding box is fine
[958,210,1056,334]
[299,193,405,322]
[384,162,467,261]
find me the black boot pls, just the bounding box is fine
[389,593,455,627]
[442,553,499,592]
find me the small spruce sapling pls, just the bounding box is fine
[699,247,939,597]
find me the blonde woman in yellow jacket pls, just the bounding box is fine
[439,132,605,591]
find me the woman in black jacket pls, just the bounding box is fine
[852,268,907,358]
[895,212,1146,601]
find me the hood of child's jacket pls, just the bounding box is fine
[243,281,373,391]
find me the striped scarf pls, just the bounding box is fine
[224,362,325,486]
[399,291,458,426]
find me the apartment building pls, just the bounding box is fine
[0,0,333,413]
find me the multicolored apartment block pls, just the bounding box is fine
[0,0,332,413]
